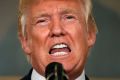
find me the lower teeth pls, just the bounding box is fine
[51,52,68,56]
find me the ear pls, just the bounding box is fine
[87,15,97,48]
[18,33,32,55]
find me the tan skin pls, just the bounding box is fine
[19,0,96,79]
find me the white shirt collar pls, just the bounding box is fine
[31,69,46,80]
[31,69,85,80]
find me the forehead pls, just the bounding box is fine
[20,0,85,13]
[27,0,84,15]
[30,0,83,4]
[32,0,84,7]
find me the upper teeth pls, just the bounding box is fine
[53,44,67,49]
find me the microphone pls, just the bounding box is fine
[45,62,69,80]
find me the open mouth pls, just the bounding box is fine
[49,43,71,56]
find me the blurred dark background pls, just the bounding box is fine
[0,0,120,78]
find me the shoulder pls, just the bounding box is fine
[20,69,33,80]
[85,75,90,80]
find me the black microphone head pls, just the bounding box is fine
[45,62,69,80]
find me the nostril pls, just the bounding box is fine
[51,32,65,37]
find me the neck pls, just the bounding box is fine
[68,70,85,80]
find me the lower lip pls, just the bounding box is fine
[49,52,71,60]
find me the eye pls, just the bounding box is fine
[36,18,47,24]
[63,14,76,21]
[35,17,49,26]
[37,19,46,23]
[66,15,75,19]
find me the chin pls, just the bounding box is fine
[59,61,76,73]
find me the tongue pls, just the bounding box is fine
[50,47,70,54]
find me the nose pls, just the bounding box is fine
[50,17,65,37]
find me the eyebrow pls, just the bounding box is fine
[32,12,50,19]
[34,8,79,17]
[59,8,79,15]
[31,12,50,24]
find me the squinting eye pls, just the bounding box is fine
[36,19,47,24]
[66,15,75,19]
[35,18,50,26]
[62,14,77,24]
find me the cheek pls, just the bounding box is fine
[26,26,49,56]
[66,22,89,57]
[30,27,48,44]
[66,21,88,43]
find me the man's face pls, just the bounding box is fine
[21,0,95,78]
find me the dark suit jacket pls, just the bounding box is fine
[21,69,89,80]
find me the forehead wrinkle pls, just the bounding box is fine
[20,0,84,14]
[31,7,82,22]
[30,0,84,16]
[26,0,86,27]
